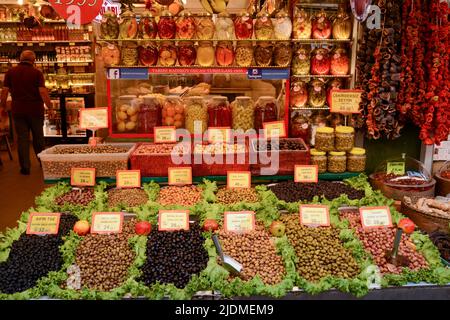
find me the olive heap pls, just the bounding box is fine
[107,188,149,207]
[281,215,360,282]
[140,223,209,289]
[75,219,136,291]
[55,188,95,206]
[269,181,365,202]
[256,139,306,151]
[340,209,428,274]
[158,186,203,206]
[215,188,260,205]
[0,214,77,294]
[218,224,285,285]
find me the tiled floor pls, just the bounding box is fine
[0,146,45,232]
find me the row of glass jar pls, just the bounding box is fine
[100,9,293,41]
[290,78,344,108]
[310,147,366,173]
[292,46,350,76]
[102,41,293,67]
[115,95,280,134]
[315,126,355,152]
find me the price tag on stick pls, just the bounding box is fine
[294,165,319,183]
[330,89,363,114]
[168,167,192,185]
[360,206,393,229]
[79,107,108,130]
[26,213,61,235]
[227,171,251,188]
[263,121,287,138]
[224,211,255,233]
[91,212,123,234]
[158,210,190,231]
[71,168,96,187]
[207,127,231,143]
[299,205,330,227]
[386,162,406,175]
[116,170,141,188]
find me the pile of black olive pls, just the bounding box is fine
[256,139,306,151]
[140,223,209,289]
[269,181,365,202]
[0,214,77,294]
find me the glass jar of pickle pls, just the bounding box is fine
[216,11,235,40]
[290,80,308,108]
[121,42,138,66]
[116,95,137,133]
[235,41,253,67]
[231,96,255,132]
[335,126,355,151]
[310,149,327,173]
[158,41,177,66]
[158,11,176,39]
[195,13,215,40]
[138,10,157,39]
[274,10,292,40]
[208,96,232,127]
[328,151,346,173]
[197,41,215,66]
[311,48,331,75]
[162,96,184,128]
[292,45,310,75]
[100,10,119,39]
[254,96,278,130]
[138,43,158,66]
[347,148,366,172]
[273,41,292,67]
[310,111,329,146]
[234,12,253,40]
[309,79,327,108]
[176,11,196,39]
[330,47,350,75]
[178,41,196,66]
[119,10,138,40]
[293,8,311,39]
[315,126,334,151]
[138,96,161,134]
[332,4,352,40]
[216,41,234,66]
[101,44,120,66]
[326,78,343,107]
[290,112,311,142]
[312,9,332,39]
[185,96,208,134]
[254,42,273,67]
[255,12,274,40]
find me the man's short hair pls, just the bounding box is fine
[20,50,36,63]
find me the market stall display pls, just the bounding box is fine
[107,188,149,208]
[215,187,259,205]
[158,186,203,206]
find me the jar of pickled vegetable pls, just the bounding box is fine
[231,96,255,132]
[347,148,366,172]
[254,42,273,67]
[309,79,327,108]
[158,41,177,66]
[216,41,234,66]
[310,149,327,173]
[311,48,330,75]
[234,12,253,40]
[328,151,346,173]
[138,10,157,39]
[312,9,332,39]
[293,8,311,39]
[292,45,310,75]
[255,12,274,40]
[116,95,137,132]
[185,96,208,134]
[100,10,119,39]
[195,13,215,40]
[138,43,158,66]
[178,41,196,66]
[138,96,161,134]
[330,47,350,75]
[273,41,292,67]
[197,41,215,66]
[101,44,120,66]
[208,96,232,127]
[310,111,329,146]
[335,126,355,151]
[235,41,253,67]
[254,96,278,130]
[176,11,196,39]
[121,42,138,66]
[290,112,311,142]
[216,11,235,40]
[332,4,352,40]
[162,96,184,128]
[290,80,308,108]
[326,78,343,107]
[158,11,176,39]
[119,10,138,40]
[274,10,292,40]
[315,126,334,151]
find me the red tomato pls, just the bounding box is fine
[203,219,219,231]
[398,218,415,234]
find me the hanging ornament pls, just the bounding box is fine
[350,0,372,22]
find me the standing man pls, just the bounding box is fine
[0,50,52,175]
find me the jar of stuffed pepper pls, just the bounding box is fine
[162,96,184,128]
[138,96,161,134]
[293,8,311,39]
[254,96,278,130]
[138,10,157,39]
[310,149,327,173]
[335,126,355,151]
[273,41,292,67]
[255,12,274,40]
[330,46,350,75]
[100,10,119,39]
[234,12,253,40]
[292,45,310,75]
[347,148,366,172]
[176,11,196,39]
[158,41,177,66]
[178,41,196,66]
[328,151,346,173]
[138,43,158,66]
[121,42,138,66]
[216,41,234,66]
[315,126,334,151]
[216,11,235,40]
[197,41,215,66]
[309,79,327,108]
[158,10,176,39]
[311,47,330,75]
[312,9,332,39]
[274,10,292,40]
[208,96,232,127]
[195,13,215,40]
[185,96,208,134]
[231,96,255,132]
[290,80,308,108]
[119,10,138,39]
[254,42,273,67]
[235,41,253,67]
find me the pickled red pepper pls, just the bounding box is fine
[208,103,232,127]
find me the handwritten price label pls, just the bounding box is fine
[207,127,231,144]
[294,165,319,183]
[158,210,190,231]
[227,171,251,189]
[26,213,61,235]
[154,126,176,143]
[224,211,255,233]
[360,206,393,229]
[386,162,405,175]
[300,205,330,227]
[71,168,96,186]
[168,167,192,185]
[263,121,287,138]
[79,107,108,130]
[91,212,123,234]
[116,170,141,188]
[330,90,363,114]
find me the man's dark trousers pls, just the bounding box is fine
[13,115,44,171]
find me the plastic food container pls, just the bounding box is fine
[315,126,334,151]
[254,96,278,130]
[178,41,196,66]
[185,96,207,134]
[328,151,346,173]
[100,10,119,40]
[335,126,355,151]
[231,96,254,132]
[138,10,157,39]
[162,96,184,128]
[234,13,253,40]
[197,41,215,66]
[195,13,215,40]
[310,148,327,173]
[208,96,231,127]
[38,143,135,179]
[255,12,274,40]
[347,147,366,172]
[235,41,253,67]
[119,10,138,40]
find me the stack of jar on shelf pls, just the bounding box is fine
[310,126,365,174]
[0,26,89,41]
[114,94,279,135]
[55,46,92,62]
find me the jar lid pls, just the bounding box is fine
[316,127,334,134]
[213,96,228,102]
[336,126,355,134]
[329,151,346,156]
[310,148,326,156]
[349,147,366,155]
[140,10,153,18]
